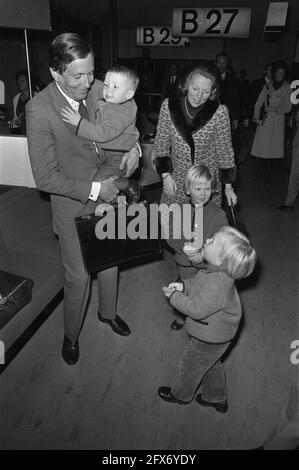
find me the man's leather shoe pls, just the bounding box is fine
[98,312,131,336]
[62,335,79,365]
[195,394,228,413]
[278,204,294,211]
[170,320,184,331]
[158,386,190,404]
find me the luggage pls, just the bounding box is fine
[75,200,162,273]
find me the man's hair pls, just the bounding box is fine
[106,65,139,92]
[181,60,220,101]
[215,226,257,280]
[49,33,93,74]
[184,164,215,193]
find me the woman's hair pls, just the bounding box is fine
[15,69,28,83]
[180,61,220,100]
[271,60,290,80]
[49,33,93,74]
[215,226,257,280]
[184,164,215,193]
[106,65,139,92]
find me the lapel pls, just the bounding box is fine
[49,81,78,136]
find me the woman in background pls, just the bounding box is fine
[251,60,292,183]
[11,69,31,135]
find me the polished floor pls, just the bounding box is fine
[0,153,298,450]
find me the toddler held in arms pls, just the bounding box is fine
[61,65,140,214]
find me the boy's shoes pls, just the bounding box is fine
[98,312,131,336]
[277,205,294,211]
[195,394,228,413]
[125,180,141,204]
[62,335,79,365]
[170,320,185,331]
[158,386,190,404]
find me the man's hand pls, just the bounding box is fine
[186,250,204,265]
[168,282,184,292]
[119,145,139,177]
[99,176,119,203]
[163,282,183,298]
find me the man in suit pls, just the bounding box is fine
[249,62,272,125]
[162,64,179,100]
[215,52,240,131]
[26,33,140,365]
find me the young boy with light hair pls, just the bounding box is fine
[159,226,257,412]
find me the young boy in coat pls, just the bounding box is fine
[159,226,257,412]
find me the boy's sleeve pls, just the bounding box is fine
[169,281,224,321]
[77,100,137,144]
[213,208,229,233]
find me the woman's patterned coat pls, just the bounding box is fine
[154,94,236,206]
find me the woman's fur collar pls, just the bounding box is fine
[168,93,219,161]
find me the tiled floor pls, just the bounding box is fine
[0,154,298,450]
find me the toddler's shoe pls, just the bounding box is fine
[158,386,190,404]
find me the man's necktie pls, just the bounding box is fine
[78,100,89,120]
[78,100,100,156]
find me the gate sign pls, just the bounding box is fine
[137,26,190,46]
[172,7,252,38]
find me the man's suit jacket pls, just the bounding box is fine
[26,80,105,233]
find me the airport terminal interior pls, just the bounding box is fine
[0,0,298,451]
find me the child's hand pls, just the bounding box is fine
[168,282,183,292]
[61,107,81,126]
[163,282,182,298]
[183,244,204,264]
[162,286,174,298]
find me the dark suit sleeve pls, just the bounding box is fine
[26,100,92,203]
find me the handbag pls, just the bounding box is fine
[75,200,162,273]
[226,205,248,237]
[0,270,34,329]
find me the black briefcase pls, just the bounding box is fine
[75,201,162,273]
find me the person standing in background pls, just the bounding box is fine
[278,105,299,209]
[215,52,240,131]
[162,63,179,100]
[251,60,291,183]
[11,69,32,134]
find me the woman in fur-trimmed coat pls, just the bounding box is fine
[154,61,237,207]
